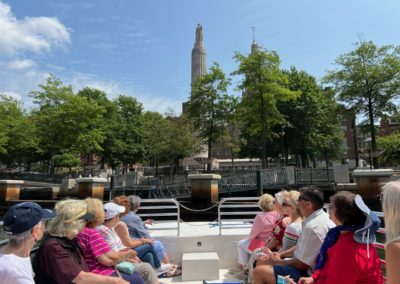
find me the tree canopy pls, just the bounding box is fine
[324,40,400,168]
[233,48,299,168]
[187,62,234,171]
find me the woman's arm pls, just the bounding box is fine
[97,249,132,266]
[386,241,400,284]
[114,222,143,248]
[72,271,129,284]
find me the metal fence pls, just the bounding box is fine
[295,168,334,185]
[108,182,191,200]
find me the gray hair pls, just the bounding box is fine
[7,221,42,245]
[128,195,141,211]
[274,190,287,206]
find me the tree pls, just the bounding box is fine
[278,68,343,167]
[233,48,299,168]
[104,95,145,173]
[187,62,233,171]
[163,113,199,181]
[324,40,400,168]
[78,87,118,170]
[141,111,169,175]
[30,75,105,173]
[0,95,38,168]
[377,132,400,165]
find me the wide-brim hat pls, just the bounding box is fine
[354,195,381,244]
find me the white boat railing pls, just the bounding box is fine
[217,197,261,236]
[137,198,181,236]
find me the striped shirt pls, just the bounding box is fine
[281,222,302,251]
[76,227,115,276]
[96,225,126,252]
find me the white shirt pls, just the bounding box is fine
[0,253,35,284]
[294,209,335,267]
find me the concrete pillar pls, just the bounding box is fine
[188,174,221,203]
[352,169,394,197]
[0,180,24,202]
[76,177,107,200]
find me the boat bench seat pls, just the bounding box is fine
[182,252,219,281]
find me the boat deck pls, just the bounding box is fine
[148,221,251,283]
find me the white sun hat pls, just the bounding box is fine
[104,202,126,220]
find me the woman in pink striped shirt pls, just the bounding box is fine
[76,198,144,284]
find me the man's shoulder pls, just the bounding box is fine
[304,211,334,232]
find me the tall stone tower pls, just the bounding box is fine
[191,24,207,86]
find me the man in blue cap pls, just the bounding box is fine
[0,202,55,283]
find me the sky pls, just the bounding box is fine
[1,0,400,114]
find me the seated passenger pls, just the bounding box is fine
[0,202,55,284]
[114,195,178,270]
[264,190,290,252]
[97,202,163,283]
[381,182,400,284]
[76,198,144,284]
[292,191,383,283]
[232,193,278,279]
[33,199,129,284]
[253,186,334,284]
[246,190,302,283]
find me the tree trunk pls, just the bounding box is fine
[207,129,213,173]
[260,95,267,169]
[367,94,379,168]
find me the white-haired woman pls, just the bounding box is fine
[382,182,400,284]
[33,199,129,284]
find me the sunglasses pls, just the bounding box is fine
[282,202,291,207]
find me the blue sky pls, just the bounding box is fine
[1,0,400,114]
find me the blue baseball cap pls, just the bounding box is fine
[3,202,56,235]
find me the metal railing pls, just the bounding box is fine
[137,198,181,236]
[217,197,261,235]
[295,168,334,185]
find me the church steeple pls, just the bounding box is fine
[191,24,207,86]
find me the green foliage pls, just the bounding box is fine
[233,48,299,168]
[53,153,81,168]
[378,132,400,164]
[277,68,343,166]
[0,95,38,168]
[30,75,105,173]
[187,62,234,170]
[141,111,170,166]
[324,40,400,168]
[101,95,145,171]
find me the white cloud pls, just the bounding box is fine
[67,72,182,114]
[8,59,36,69]
[0,1,71,56]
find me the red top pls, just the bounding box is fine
[271,215,288,249]
[312,231,383,284]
